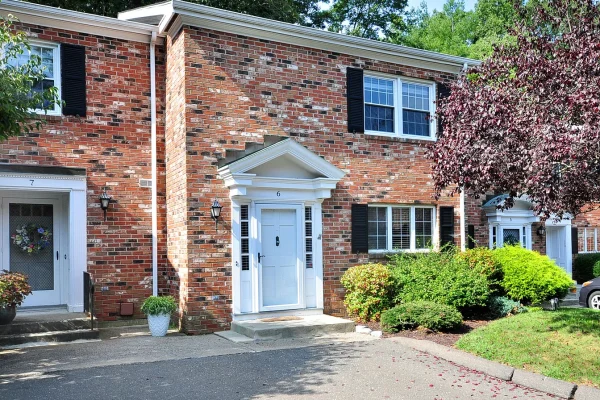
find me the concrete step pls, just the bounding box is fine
[0,317,93,336]
[560,298,581,307]
[0,329,100,347]
[231,314,355,340]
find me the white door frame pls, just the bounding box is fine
[1,195,66,307]
[0,172,87,312]
[545,219,572,275]
[256,203,304,312]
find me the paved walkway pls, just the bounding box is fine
[0,333,562,399]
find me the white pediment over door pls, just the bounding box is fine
[218,138,345,199]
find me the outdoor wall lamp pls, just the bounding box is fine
[537,225,546,236]
[210,199,223,230]
[99,189,112,221]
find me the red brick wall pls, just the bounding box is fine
[0,23,167,320]
[165,26,461,333]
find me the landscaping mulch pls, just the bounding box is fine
[363,319,490,347]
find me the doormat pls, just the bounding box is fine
[259,316,303,322]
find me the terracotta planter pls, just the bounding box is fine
[0,304,17,325]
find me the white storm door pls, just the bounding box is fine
[258,205,303,311]
[546,226,568,270]
[2,198,62,307]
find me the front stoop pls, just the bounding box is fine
[230,314,355,340]
[0,311,98,348]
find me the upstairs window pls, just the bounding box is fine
[7,42,61,116]
[364,74,435,139]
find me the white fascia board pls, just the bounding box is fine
[0,0,160,43]
[170,0,480,74]
[118,1,172,22]
[218,139,345,181]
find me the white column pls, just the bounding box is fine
[314,201,324,310]
[67,188,87,312]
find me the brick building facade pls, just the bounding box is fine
[1,0,591,334]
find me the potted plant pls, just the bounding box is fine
[141,295,177,337]
[0,270,32,325]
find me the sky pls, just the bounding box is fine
[406,0,477,12]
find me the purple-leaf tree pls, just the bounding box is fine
[431,0,600,220]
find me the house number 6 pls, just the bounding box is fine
[276,191,281,197]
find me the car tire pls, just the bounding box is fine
[588,291,600,310]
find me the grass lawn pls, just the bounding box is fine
[455,308,600,387]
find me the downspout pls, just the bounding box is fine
[150,31,158,296]
[459,62,468,252]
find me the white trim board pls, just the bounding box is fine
[0,0,161,43]
[119,0,480,74]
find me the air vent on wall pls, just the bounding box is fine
[139,179,152,188]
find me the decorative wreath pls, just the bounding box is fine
[11,224,52,254]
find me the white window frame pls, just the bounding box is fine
[367,205,437,253]
[364,72,436,140]
[489,224,532,250]
[3,41,62,116]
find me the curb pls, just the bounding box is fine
[389,337,600,399]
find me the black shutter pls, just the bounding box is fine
[436,82,451,136]
[347,68,364,133]
[467,225,476,249]
[572,227,579,255]
[351,204,368,253]
[439,206,455,248]
[61,43,87,117]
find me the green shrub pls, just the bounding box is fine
[593,260,600,278]
[573,253,600,283]
[141,296,177,316]
[381,301,463,332]
[457,248,503,294]
[340,263,392,322]
[389,250,490,311]
[493,246,573,304]
[488,296,526,319]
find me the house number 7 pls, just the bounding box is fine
[276,191,281,197]
[30,180,34,186]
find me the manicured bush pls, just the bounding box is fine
[389,250,490,311]
[381,301,463,332]
[493,246,573,304]
[488,296,527,319]
[593,260,600,278]
[141,296,177,316]
[573,253,600,283]
[340,263,392,322]
[457,248,503,294]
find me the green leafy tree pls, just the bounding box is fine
[312,0,408,39]
[27,0,319,24]
[0,12,61,141]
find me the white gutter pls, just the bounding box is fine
[459,62,469,252]
[150,31,158,296]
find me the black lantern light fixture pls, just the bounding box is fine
[210,199,223,229]
[99,189,112,221]
[537,225,546,236]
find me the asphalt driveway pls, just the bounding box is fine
[0,334,561,399]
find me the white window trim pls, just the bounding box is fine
[489,224,533,250]
[363,72,437,140]
[368,204,437,253]
[3,41,62,116]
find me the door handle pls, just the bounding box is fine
[258,252,264,262]
[56,251,59,261]
[276,236,280,247]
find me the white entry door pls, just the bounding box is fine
[546,226,568,270]
[2,198,62,307]
[258,206,303,311]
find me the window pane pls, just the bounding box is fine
[503,229,521,246]
[402,110,430,137]
[391,207,410,250]
[415,207,433,249]
[368,207,388,250]
[366,105,394,133]
[402,83,430,111]
[364,76,394,106]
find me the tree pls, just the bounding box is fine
[312,0,408,40]
[430,0,600,220]
[0,12,61,141]
[27,0,319,24]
